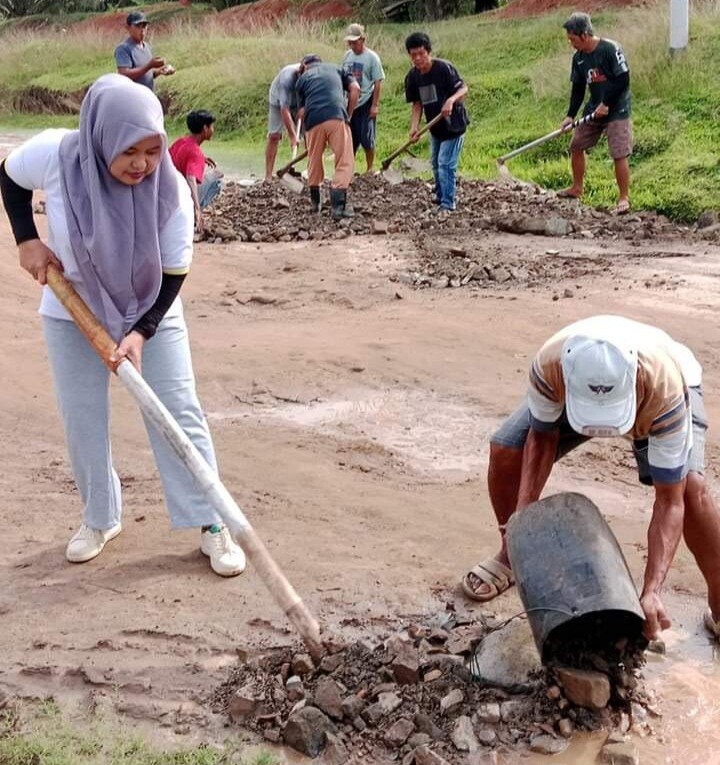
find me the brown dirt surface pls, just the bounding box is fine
[218,0,353,30]
[1,131,720,763]
[499,0,650,19]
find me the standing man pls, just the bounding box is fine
[115,11,175,91]
[169,110,223,235]
[295,54,359,219]
[559,12,632,214]
[265,62,302,181]
[404,32,468,212]
[342,23,385,174]
[460,315,720,643]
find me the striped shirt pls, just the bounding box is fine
[528,316,702,484]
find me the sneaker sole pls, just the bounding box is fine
[200,546,246,577]
[66,524,122,564]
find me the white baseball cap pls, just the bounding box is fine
[561,335,638,436]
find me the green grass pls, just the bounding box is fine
[1,2,720,219]
[0,700,281,765]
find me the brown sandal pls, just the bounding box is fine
[461,558,515,603]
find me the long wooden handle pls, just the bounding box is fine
[45,264,324,658]
[496,112,596,165]
[46,266,120,371]
[277,149,308,176]
[381,113,445,171]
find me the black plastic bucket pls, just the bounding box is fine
[506,492,645,663]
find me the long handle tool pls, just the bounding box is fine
[380,113,445,173]
[496,113,596,178]
[46,264,324,659]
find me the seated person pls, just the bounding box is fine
[169,110,222,233]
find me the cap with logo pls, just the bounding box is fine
[561,335,638,437]
[126,11,148,26]
[344,23,365,41]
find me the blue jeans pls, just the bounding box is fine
[43,309,222,530]
[430,133,465,210]
[198,170,222,209]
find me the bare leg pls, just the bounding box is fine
[558,150,585,198]
[465,443,523,597]
[683,472,720,619]
[614,156,631,206]
[265,133,281,180]
[364,148,375,174]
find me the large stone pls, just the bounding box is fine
[697,210,719,229]
[341,694,366,720]
[228,686,258,722]
[384,717,415,747]
[473,702,500,724]
[529,734,569,755]
[555,667,611,709]
[283,706,336,757]
[413,745,453,765]
[440,688,464,713]
[469,617,541,691]
[451,716,479,752]
[313,677,345,720]
[392,643,420,685]
[544,216,573,236]
[321,732,349,765]
[599,741,640,765]
[362,692,402,726]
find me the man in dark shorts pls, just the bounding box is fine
[460,315,720,644]
[404,32,469,212]
[559,12,632,214]
[342,23,385,174]
[115,11,175,92]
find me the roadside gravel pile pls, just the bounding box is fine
[211,614,655,763]
[203,173,693,247]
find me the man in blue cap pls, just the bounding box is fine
[115,11,175,91]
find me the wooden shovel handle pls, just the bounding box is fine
[46,264,121,372]
[276,149,308,176]
[381,113,445,171]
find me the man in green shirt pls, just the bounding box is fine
[559,13,632,214]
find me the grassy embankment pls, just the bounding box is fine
[1,2,719,219]
[0,698,280,765]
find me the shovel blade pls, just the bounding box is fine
[279,173,304,194]
[382,167,403,185]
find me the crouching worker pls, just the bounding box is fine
[0,75,245,577]
[461,315,720,642]
[169,109,223,235]
[295,54,360,219]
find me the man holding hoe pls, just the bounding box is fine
[461,315,720,642]
[558,12,633,215]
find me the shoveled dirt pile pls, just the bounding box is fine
[205,173,689,251]
[211,613,655,763]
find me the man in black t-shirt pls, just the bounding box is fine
[404,32,469,212]
[559,13,632,214]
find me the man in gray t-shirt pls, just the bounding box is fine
[342,23,385,173]
[265,63,302,180]
[115,11,175,92]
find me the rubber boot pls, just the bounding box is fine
[330,188,353,220]
[310,186,321,213]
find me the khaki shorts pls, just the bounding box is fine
[570,118,633,160]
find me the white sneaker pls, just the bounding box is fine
[66,522,122,563]
[200,524,246,577]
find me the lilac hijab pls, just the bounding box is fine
[58,74,179,342]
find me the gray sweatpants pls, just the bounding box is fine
[42,308,222,530]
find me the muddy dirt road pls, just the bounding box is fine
[2,185,720,764]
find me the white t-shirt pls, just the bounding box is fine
[5,128,194,324]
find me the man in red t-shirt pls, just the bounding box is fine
[169,110,222,233]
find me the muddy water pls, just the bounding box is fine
[214,388,720,765]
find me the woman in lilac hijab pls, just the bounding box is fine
[0,74,245,576]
